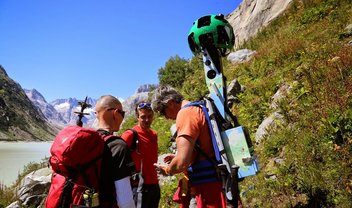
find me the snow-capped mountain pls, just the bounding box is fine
[50,97,97,127]
[24,89,66,125]
[25,85,157,129]
[24,90,97,127]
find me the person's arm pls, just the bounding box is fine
[155,135,195,176]
[114,176,135,208]
[108,138,136,207]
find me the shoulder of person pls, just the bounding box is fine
[105,135,128,147]
[121,128,138,141]
[151,128,158,136]
[179,105,203,118]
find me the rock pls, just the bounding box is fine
[6,201,21,208]
[13,167,52,208]
[255,112,284,144]
[270,83,293,109]
[227,49,256,64]
[339,24,352,39]
[226,0,293,48]
[227,79,244,107]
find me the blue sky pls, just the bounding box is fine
[0,0,241,102]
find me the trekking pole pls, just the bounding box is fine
[230,165,241,208]
[74,96,91,127]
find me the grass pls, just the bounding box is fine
[226,0,352,206]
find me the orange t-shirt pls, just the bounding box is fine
[176,103,226,208]
[176,104,215,164]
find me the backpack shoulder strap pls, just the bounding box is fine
[128,128,139,151]
[182,98,222,163]
[182,100,204,109]
[97,129,116,143]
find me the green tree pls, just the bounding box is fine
[180,56,209,101]
[158,55,191,89]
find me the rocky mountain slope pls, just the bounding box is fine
[0,66,56,141]
[227,0,293,48]
[24,89,66,126]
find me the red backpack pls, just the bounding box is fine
[45,125,113,208]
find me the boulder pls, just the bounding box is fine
[7,167,52,208]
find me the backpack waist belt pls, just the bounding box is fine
[187,159,221,185]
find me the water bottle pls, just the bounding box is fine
[83,190,99,207]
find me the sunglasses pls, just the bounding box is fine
[137,102,152,110]
[107,108,125,118]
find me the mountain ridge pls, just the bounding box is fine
[0,65,57,141]
[24,85,157,130]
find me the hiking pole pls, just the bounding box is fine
[230,165,241,208]
[74,96,91,127]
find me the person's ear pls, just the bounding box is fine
[112,109,116,121]
[168,99,176,108]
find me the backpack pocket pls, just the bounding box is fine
[45,173,70,208]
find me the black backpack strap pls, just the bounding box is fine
[97,128,111,136]
[128,128,139,151]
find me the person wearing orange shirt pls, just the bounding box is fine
[151,85,241,208]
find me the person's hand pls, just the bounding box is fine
[163,154,175,164]
[154,163,169,176]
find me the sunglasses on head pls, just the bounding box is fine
[137,102,152,110]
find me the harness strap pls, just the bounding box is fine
[125,128,143,207]
[183,100,232,196]
[128,128,139,152]
[135,162,143,208]
[183,100,221,163]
